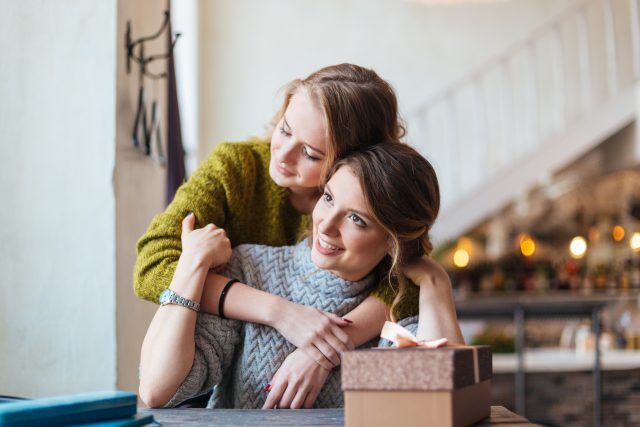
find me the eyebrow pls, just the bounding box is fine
[325,184,373,223]
[283,115,326,156]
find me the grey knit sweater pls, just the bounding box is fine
[165,241,418,409]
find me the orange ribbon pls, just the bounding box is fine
[380,321,481,383]
[380,321,448,349]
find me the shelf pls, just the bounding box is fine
[455,290,640,318]
[492,348,640,373]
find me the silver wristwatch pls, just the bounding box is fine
[159,289,200,312]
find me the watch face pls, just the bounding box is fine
[159,289,172,304]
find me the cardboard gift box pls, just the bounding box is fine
[342,345,492,427]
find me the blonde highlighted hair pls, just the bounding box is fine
[271,63,406,180]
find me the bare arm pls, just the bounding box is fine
[199,273,357,370]
[405,256,464,344]
[139,215,232,408]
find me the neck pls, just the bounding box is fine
[288,188,321,214]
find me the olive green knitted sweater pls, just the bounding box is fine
[133,140,417,318]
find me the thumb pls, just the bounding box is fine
[182,212,195,235]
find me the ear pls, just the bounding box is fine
[386,237,395,256]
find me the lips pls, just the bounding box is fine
[315,236,344,255]
[275,162,295,177]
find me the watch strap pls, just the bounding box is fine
[163,289,200,312]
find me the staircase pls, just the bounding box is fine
[408,0,640,243]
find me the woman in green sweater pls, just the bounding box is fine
[134,63,450,408]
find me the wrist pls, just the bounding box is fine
[265,296,293,330]
[170,255,209,302]
[178,251,210,273]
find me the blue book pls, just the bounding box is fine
[0,391,137,427]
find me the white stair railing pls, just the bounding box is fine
[409,0,640,243]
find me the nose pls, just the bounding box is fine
[277,139,297,164]
[318,211,340,237]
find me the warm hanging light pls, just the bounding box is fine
[631,232,640,252]
[453,248,470,268]
[569,236,587,259]
[518,233,536,257]
[612,225,625,242]
[457,237,473,252]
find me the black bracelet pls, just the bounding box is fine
[218,279,239,319]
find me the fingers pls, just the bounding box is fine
[303,386,321,409]
[325,312,352,327]
[290,389,309,410]
[313,340,340,367]
[323,313,355,351]
[302,346,334,371]
[323,332,352,355]
[277,382,298,409]
[263,378,286,409]
[182,212,195,234]
[265,380,309,410]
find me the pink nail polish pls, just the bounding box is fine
[264,384,272,392]
[343,318,353,324]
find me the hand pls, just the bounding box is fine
[180,213,232,270]
[402,255,450,288]
[271,302,354,371]
[262,349,331,409]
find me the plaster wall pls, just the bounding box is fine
[197,0,574,158]
[0,0,117,396]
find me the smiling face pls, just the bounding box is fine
[310,165,390,281]
[269,89,328,193]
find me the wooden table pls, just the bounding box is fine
[143,406,539,426]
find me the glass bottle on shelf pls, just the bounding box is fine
[621,259,631,290]
[611,296,640,350]
[631,257,640,289]
[625,299,640,350]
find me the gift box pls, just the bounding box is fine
[342,345,492,427]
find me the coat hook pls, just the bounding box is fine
[126,10,179,163]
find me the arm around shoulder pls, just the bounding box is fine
[134,146,238,303]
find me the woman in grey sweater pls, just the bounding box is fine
[139,143,463,409]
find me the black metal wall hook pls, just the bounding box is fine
[125,10,181,79]
[126,9,179,164]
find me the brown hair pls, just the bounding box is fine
[272,63,406,179]
[327,143,440,321]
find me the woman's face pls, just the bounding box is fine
[269,89,328,192]
[310,165,390,281]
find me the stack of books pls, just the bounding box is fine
[0,391,155,426]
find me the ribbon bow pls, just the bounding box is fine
[380,321,449,349]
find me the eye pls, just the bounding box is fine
[323,192,333,203]
[348,213,367,227]
[302,146,321,161]
[279,125,291,137]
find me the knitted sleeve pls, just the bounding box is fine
[134,142,253,303]
[164,314,243,408]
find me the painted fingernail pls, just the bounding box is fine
[264,384,272,392]
[343,318,353,324]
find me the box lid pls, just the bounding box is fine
[341,346,492,391]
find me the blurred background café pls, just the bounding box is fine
[1,0,639,426]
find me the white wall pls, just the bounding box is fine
[196,0,574,158]
[0,0,168,398]
[0,0,117,396]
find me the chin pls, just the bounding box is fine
[269,165,288,187]
[311,248,335,270]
